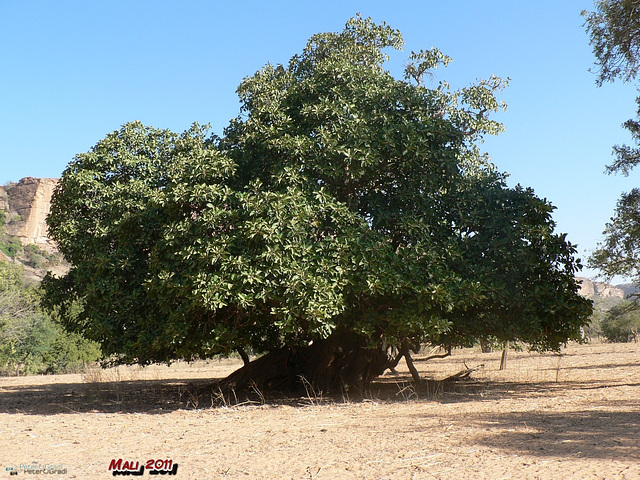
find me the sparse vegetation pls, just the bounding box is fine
[600,300,640,342]
[0,236,22,259]
[0,260,100,375]
[8,214,23,224]
[584,295,640,343]
[0,205,62,269]
[0,207,23,259]
[0,210,18,258]
[22,243,61,269]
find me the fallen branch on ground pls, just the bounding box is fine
[414,345,452,362]
[443,363,485,382]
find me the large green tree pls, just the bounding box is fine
[584,2,640,289]
[44,17,591,391]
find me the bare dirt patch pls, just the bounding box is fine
[1,342,639,479]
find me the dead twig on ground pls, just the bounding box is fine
[300,376,324,406]
[395,381,419,401]
[443,363,485,382]
[249,380,266,404]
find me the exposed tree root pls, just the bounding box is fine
[216,336,483,400]
[218,332,391,395]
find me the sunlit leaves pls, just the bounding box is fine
[583,0,640,86]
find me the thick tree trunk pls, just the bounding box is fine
[220,332,391,394]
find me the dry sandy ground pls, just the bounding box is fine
[1,342,639,480]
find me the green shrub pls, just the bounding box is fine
[0,237,23,258]
[23,244,46,269]
[43,330,102,373]
[601,301,640,343]
[0,314,101,375]
[0,261,101,375]
[23,243,62,268]
[25,253,46,269]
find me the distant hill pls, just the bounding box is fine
[575,276,639,313]
[0,177,67,280]
[613,282,640,299]
[576,277,625,301]
[576,277,639,300]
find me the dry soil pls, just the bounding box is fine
[1,342,639,479]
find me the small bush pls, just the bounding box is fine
[601,301,640,343]
[26,254,46,269]
[22,244,54,269]
[42,330,102,374]
[0,237,23,258]
[0,261,101,375]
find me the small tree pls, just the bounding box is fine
[600,301,640,342]
[44,17,591,392]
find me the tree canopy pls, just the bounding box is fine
[583,0,640,87]
[583,1,640,175]
[44,16,591,390]
[584,1,640,291]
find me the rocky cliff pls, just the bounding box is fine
[2,177,59,253]
[575,277,626,301]
[0,186,8,212]
[0,178,66,280]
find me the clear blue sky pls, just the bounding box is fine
[1,1,637,281]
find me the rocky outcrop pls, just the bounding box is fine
[0,186,8,212]
[3,177,59,253]
[576,277,625,300]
